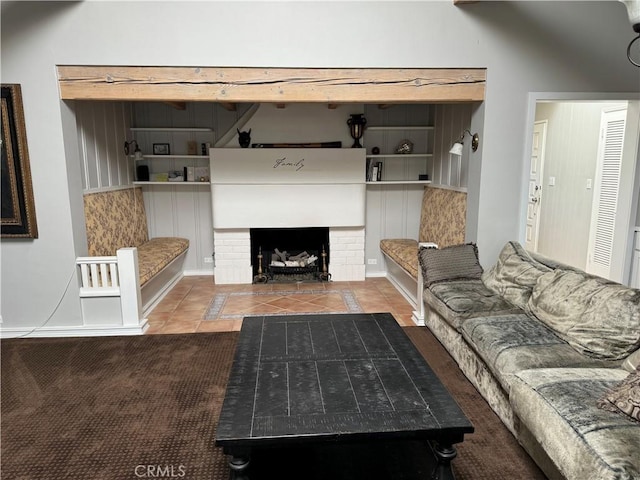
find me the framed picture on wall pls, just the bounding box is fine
[1,84,38,238]
[153,143,170,155]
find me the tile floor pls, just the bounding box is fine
[145,276,416,334]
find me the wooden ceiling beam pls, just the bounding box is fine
[56,66,486,103]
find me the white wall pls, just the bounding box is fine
[2,1,638,333]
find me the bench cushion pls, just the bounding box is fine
[419,187,466,246]
[84,187,149,256]
[380,238,419,279]
[510,368,640,480]
[137,237,189,286]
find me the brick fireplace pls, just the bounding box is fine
[210,148,366,284]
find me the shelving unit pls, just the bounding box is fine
[364,125,433,185]
[129,127,214,186]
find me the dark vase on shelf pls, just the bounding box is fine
[347,114,367,148]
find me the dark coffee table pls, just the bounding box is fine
[216,313,473,479]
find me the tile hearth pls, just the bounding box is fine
[145,277,415,334]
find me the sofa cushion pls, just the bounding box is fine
[598,367,640,422]
[481,241,551,310]
[510,368,639,480]
[380,238,418,279]
[461,314,620,391]
[529,269,640,360]
[137,237,189,286]
[418,243,483,287]
[424,280,520,330]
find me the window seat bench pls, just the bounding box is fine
[76,187,189,332]
[379,186,467,324]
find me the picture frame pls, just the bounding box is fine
[1,84,38,238]
[152,143,171,155]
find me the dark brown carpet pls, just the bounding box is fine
[1,327,546,479]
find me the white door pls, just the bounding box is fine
[525,121,547,251]
[586,107,627,279]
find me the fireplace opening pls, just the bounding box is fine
[250,227,330,283]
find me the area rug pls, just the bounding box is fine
[1,327,545,480]
[203,288,363,320]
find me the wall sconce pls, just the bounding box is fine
[449,129,480,156]
[124,140,143,160]
[621,0,640,67]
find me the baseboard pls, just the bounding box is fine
[1,321,149,339]
[365,271,387,278]
[183,269,214,276]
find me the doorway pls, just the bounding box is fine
[524,98,640,285]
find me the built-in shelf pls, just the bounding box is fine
[130,127,213,132]
[366,153,433,159]
[131,126,214,183]
[366,180,432,185]
[367,126,434,131]
[142,155,209,159]
[133,181,211,186]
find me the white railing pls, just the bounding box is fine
[77,255,120,296]
[76,248,143,327]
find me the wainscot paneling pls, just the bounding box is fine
[75,101,133,190]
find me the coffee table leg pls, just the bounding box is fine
[229,455,250,480]
[430,442,457,480]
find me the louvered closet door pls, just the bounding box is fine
[586,108,627,279]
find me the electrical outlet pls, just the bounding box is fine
[367,259,378,265]
[204,257,214,264]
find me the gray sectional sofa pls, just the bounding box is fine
[418,241,640,480]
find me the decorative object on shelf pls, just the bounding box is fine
[395,139,414,154]
[153,143,171,155]
[187,141,198,155]
[251,141,342,148]
[237,129,251,148]
[621,0,640,67]
[449,129,480,156]
[1,84,38,238]
[136,165,150,182]
[124,140,144,160]
[201,143,211,155]
[168,170,184,182]
[419,174,429,181]
[372,146,380,155]
[347,113,367,148]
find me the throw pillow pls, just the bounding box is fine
[481,241,551,310]
[529,269,640,360]
[418,243,483,287]
[597,367,640,423]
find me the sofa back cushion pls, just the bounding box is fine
[529,269,640,360]
[482,241,551,310]
[418,186,466,247]
[84,187,149,256]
